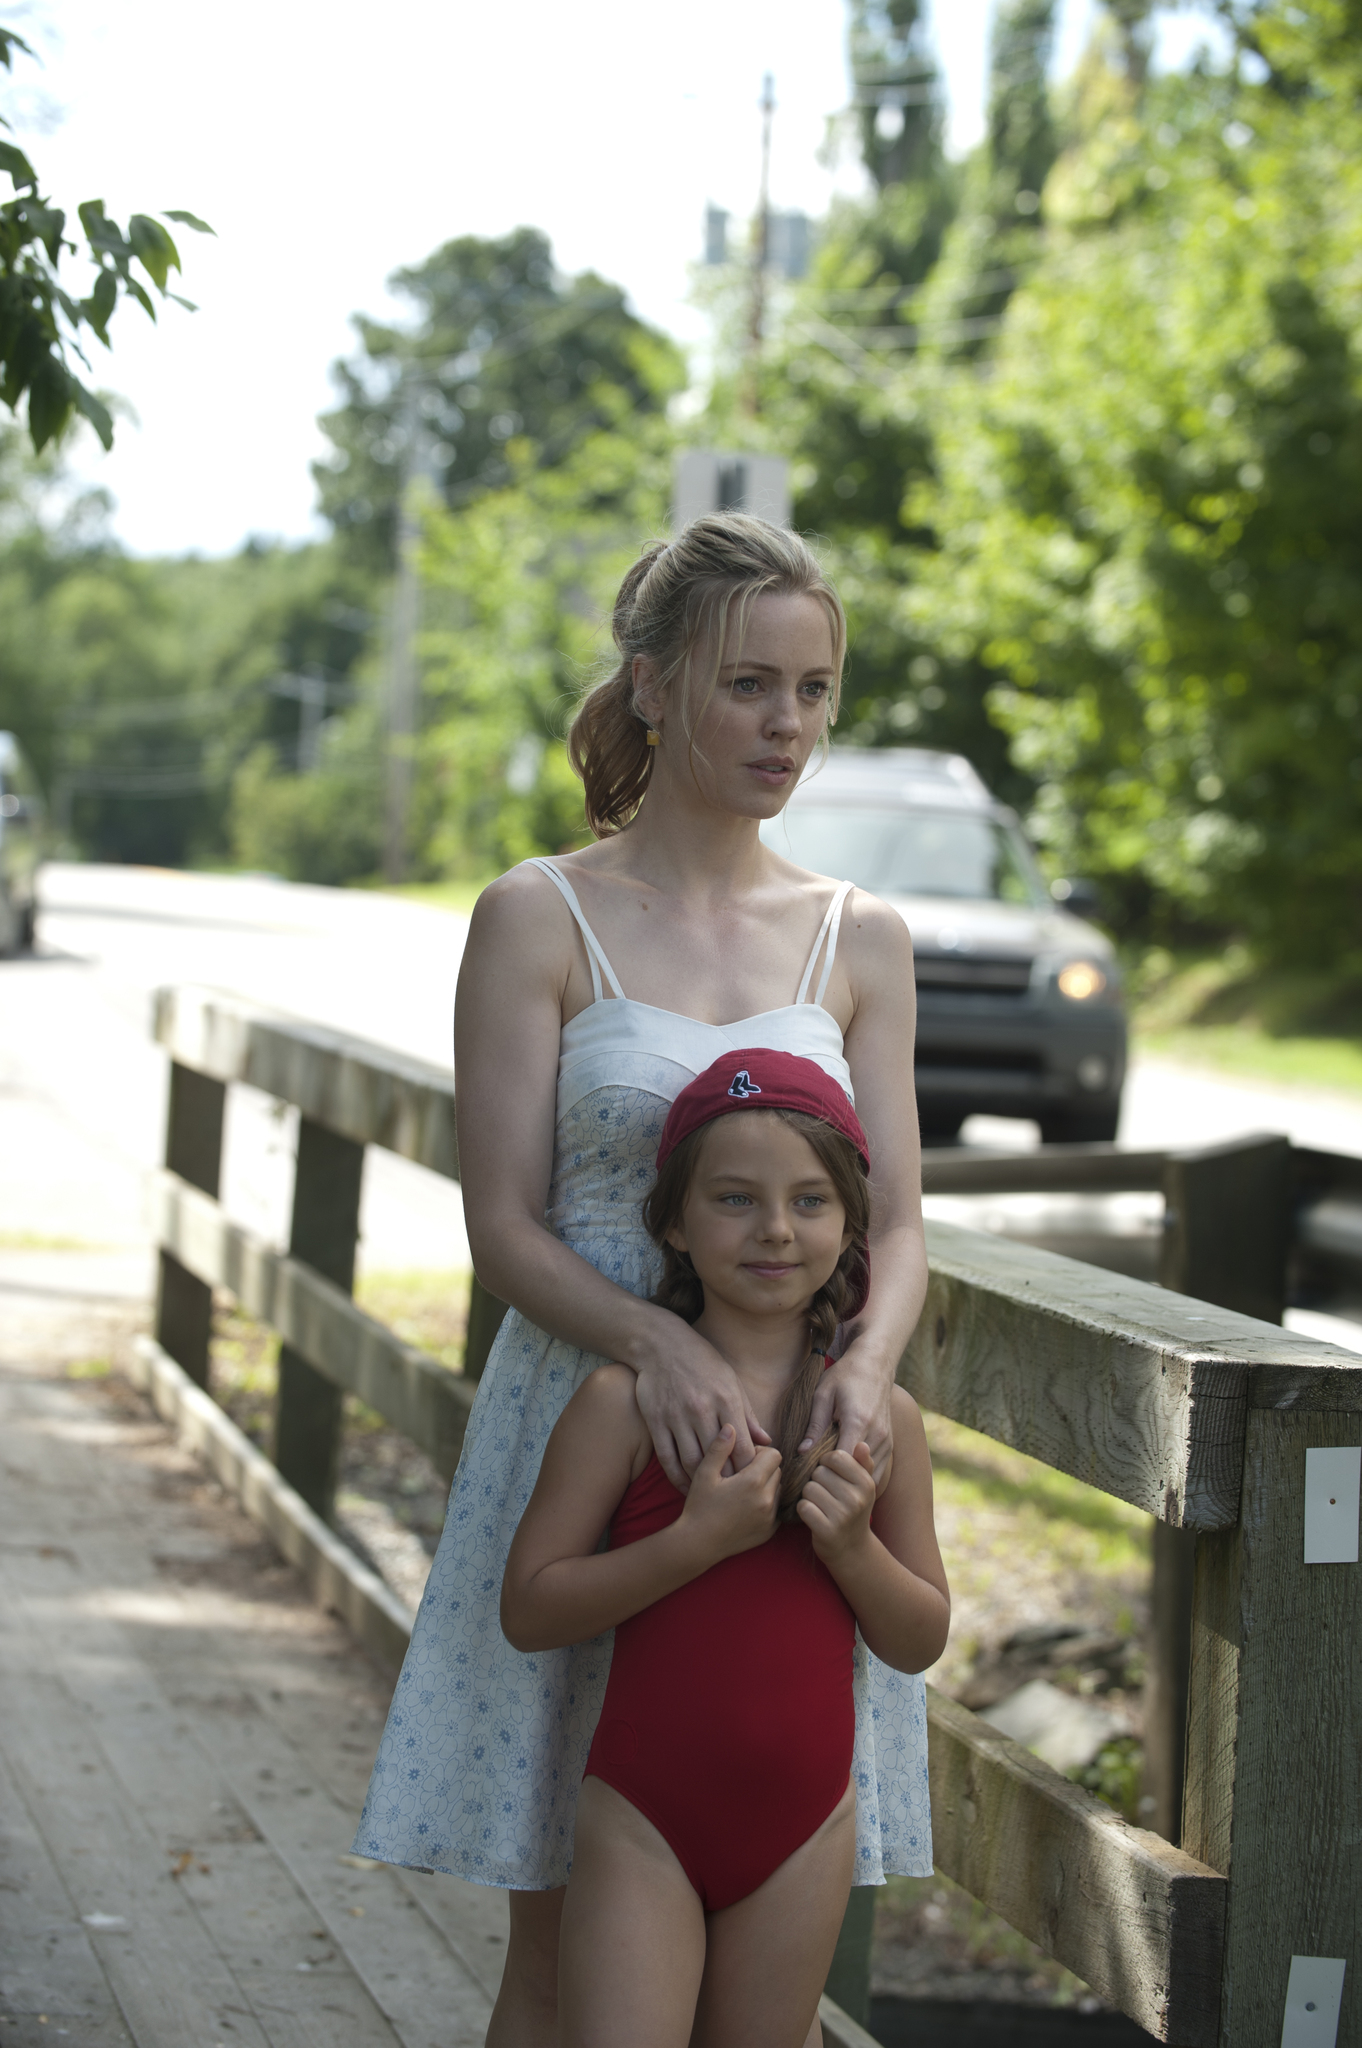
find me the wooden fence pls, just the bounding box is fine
[149,984,1361,2048]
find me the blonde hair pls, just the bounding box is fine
[642,1107,870,1522]
[568,513,847,837]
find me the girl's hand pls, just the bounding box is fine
[797,1442,877,1566]
[634,1325,771,1491]
[798,1339,896,1487]
[677,1427,781,1564]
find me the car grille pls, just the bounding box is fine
[914,955,1033,996]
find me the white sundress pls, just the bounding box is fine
[352,859,932,1889]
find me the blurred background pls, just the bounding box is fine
[3,0,1361,2032]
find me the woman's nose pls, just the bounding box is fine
[764,688,802,737]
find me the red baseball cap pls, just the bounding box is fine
[656,1049,870,1175]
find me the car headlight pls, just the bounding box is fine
[1057,960,1107,1001]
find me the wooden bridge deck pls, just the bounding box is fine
[0,1277,507,2047]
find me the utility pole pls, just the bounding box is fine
[384,385,426,884]
[744,72,776,416]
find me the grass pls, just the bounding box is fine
[0,1231,105,1250]
[351,876,493,916]
[1129,947,1362,1097]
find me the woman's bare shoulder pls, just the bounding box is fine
[465,860,575,965]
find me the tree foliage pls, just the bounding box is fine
[314,227,685,571]
[900,1,1362,963]
[0,26,211,452]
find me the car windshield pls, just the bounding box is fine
[761,804,1046,905]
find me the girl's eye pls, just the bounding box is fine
[721,1193,753,1207]
[795,1195,826,1211]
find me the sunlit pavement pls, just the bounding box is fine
[3,862,1360,1349]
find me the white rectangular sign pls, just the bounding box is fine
[1281,1956,1347,2048]
[1304,1446,1361,1564]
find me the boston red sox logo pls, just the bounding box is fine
[727,1070,762,1099]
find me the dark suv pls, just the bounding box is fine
[761,748,1126,1143]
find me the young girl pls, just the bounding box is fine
[502,1049,949,2048]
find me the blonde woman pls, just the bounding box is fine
[353,514,932,2046]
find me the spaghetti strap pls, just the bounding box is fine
[526,858,624,1002]
[795,881,854,1010]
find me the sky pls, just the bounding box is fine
[6,0,1227,558]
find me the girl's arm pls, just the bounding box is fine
[796,1386,949,1674]
[501,1366,784,1654]
[803,890,928,1482]
[457,866,767,1487]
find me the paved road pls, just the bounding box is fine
[4,862,1361,1340]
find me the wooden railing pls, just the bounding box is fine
[149,985,1362,2048]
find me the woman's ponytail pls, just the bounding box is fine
[567,543,668,837]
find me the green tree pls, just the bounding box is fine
[0,26,210,451]
[314,228,685,571]
[412,419,674,878]
[901,12,1362,963]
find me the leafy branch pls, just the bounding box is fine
[0,24,212,451]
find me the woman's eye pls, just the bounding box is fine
[801,681,831,700]
[731,675,761,695]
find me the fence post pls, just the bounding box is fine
[273,1117,365,1522]
[1182,1404,1361,2043]
[1146,1135,1292,1847]
[154,1060,225,1388]
[464,1273,510,1382]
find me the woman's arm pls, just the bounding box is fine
[796,1387,949,1673]
[803,890,927,1479]
[456,867,766,1487]
[501,1367,783,1652]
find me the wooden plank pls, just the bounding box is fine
[0,1370,489,2048]
[0,1599,403,2048]
[906,1219,1362,1528]
[154,1060,226,1388]
[0,1657,273,2048]
[153,986,459,1179]
[925,1686,1225,2045]
[189,1704,495,2048]
[275,1119,364,1522]
[154,1172,474,1479]
[921,1144,1168,1195]
[817,1994,884,2048]
[0,1739,133,2041]
[127,1335,417,1672]
[1184,1409,1362,2048]
[1161,1135,1292,1328]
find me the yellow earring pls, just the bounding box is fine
[645,727,660,747]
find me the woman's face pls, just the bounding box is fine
[638,590,837,821]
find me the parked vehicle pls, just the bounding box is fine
[760,748,1126,1143]
[0,731,44,955]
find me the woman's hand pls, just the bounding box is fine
[797,1442,877,1566]
[677,1427,782,1563]
[799,1337,896,1487]
[633,1321,771,1491]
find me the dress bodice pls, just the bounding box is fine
[529,859,855,1295]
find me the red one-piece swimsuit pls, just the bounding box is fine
[582,1454,856,1911]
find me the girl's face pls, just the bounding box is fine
[635,590,836,822]
[666,1112,851,1321]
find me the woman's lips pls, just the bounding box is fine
[747,759,794,783]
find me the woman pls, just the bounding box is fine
[352,514,931,2046]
